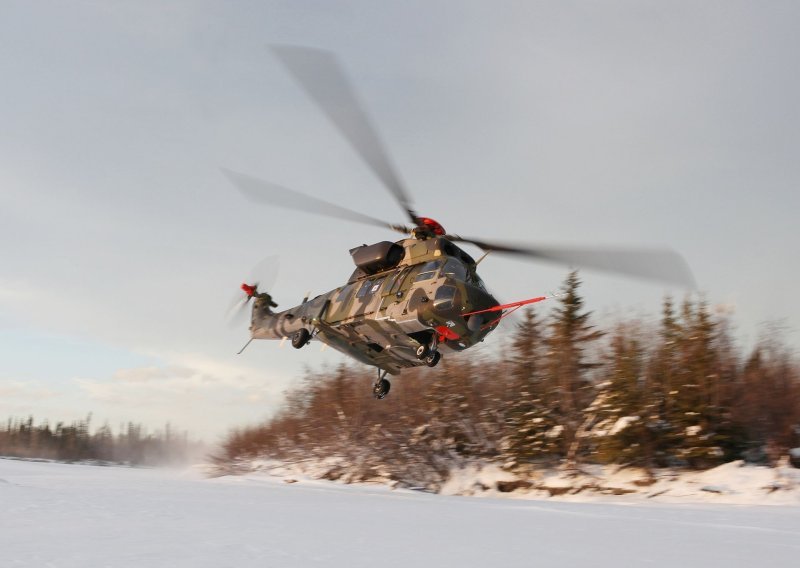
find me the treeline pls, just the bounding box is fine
[217,271,800,488]
[0,415,203,466]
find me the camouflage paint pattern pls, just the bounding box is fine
[250,237,499,375]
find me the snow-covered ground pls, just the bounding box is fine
[3,458,800,567]
[439,460,800,505]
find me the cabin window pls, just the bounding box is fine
[336,283,355,302]
[414,260,442,282]
[387,267,410,295]
[356,277,385,299]
[356,279,373,299]
[368,277,385,295]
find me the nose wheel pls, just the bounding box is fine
[373,369,391,399]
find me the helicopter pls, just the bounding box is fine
[225,46,695,399]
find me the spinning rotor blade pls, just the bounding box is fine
[226,255,281,328]
[270,45,419,226]
[222,168,409,233]
[248,254,280,293]
[448,236,696,288]
[226,289,255,329]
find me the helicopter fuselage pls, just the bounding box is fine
[249,236,499,374]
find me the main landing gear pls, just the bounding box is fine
[424,351,441,367]
[373,369,391,399]
[415,336,441,368]
[373,336,443,400]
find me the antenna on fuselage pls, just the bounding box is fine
[236,337,254,355]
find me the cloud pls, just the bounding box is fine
[76,355,291,411]
[0,379,59,401]
[112,365,195,383]
[0,279,36,305]
[68,355,295,439]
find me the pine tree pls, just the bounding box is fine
[511,308,541,387]
[733,339,800,463]
[544,270,604,462]
[500,307,561,467]
[652,298,727,467]
[592,323,653,466]
[644,296,681,465]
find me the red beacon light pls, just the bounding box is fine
[419,217,446,236]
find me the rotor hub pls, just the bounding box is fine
[241,283,258,298]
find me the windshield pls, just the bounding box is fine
[413,260,443,282]
[442,258,467,280]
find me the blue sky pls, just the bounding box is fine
[2,1,798,439]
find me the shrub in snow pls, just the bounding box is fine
[685,425,702,437]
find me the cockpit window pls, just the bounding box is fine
[413,260,443,282]
[442,258,467,280]
[434,285,456,311]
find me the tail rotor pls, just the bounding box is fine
[226,256,280,328]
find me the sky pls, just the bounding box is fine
[1,0,799,441]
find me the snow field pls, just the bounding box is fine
[3,458,800,567]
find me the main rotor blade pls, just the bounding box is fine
[449,236,696,288]
[222,168,408,232]
[270,45,419,226]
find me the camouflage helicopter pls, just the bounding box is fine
[225,46,694,399]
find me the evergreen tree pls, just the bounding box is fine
[543,270,604,461]
[645,296,682,465]
[592,323,653,465]
[654,298,726,467]
[733,340,800,463]
[500,307,561,467]
[511,308,542,387]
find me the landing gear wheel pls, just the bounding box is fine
[291,328,311,349]
[424,351,441,367]
[372,369,391,399]
[373,378,391,399]
[417,331,439,360]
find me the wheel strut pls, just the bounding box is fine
[416,333,439,360]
